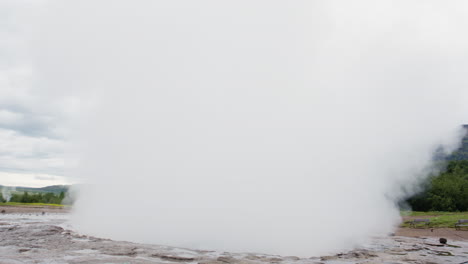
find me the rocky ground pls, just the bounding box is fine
[0,207,467,264]
[0,205,70,215]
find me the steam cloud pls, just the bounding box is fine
[1,187,15,202]
[34,1,468,256]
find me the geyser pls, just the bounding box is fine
[35,0,468,257]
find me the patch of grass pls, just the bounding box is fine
[0,202,66,207]
[400,211,468,228]
[401,211,461,216]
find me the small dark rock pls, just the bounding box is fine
[109,250,137,256]
[7,226,18,231]
[439,238,447,244]
[152,253,195,262]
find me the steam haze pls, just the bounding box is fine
[34,1,468,256]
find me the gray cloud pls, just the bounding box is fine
[0,0,75,183]
[0,106,57,138]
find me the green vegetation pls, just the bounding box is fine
[400,211,468,228]
[0,191,67,205]
[406,160,468,212]
[0,202,66,207]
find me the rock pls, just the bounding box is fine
[439,238,447,244]
[151,253,196,262]
[430,250,453,256]
[283,256,300,261]
[245,255,261,261]
[217,256,237,263]
[32,225,64,236]
[265,257,283,262]
[320,255,335,261]
[199,261,225,264]
[107,249,137,256]
[7,226,18,231]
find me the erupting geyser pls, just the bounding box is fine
[34,0,468,257]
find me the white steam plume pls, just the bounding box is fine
[35,1,468,257]
[2,187,15,202]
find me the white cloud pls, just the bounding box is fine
[0,0,78,187]
[0,110,23,126]
[0,128,68,173]
[0,171,72,188]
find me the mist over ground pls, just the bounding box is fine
[33,1,468,256]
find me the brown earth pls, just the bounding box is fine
[397,215,468,241]
[0,205,70,214]
[396,227,468,241]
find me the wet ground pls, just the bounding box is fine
[0,211,467,264]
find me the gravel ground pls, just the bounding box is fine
[396,227,468,241]
[0,205,70,214]
[0,210,467,264]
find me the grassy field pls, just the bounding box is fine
[401,211,468,228]
[0,202,66,207]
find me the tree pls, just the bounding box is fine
[407,160,468,211]
[21,192,32,203]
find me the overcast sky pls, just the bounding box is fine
[0,0,76,187]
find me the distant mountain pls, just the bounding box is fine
[0,185,70,194]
